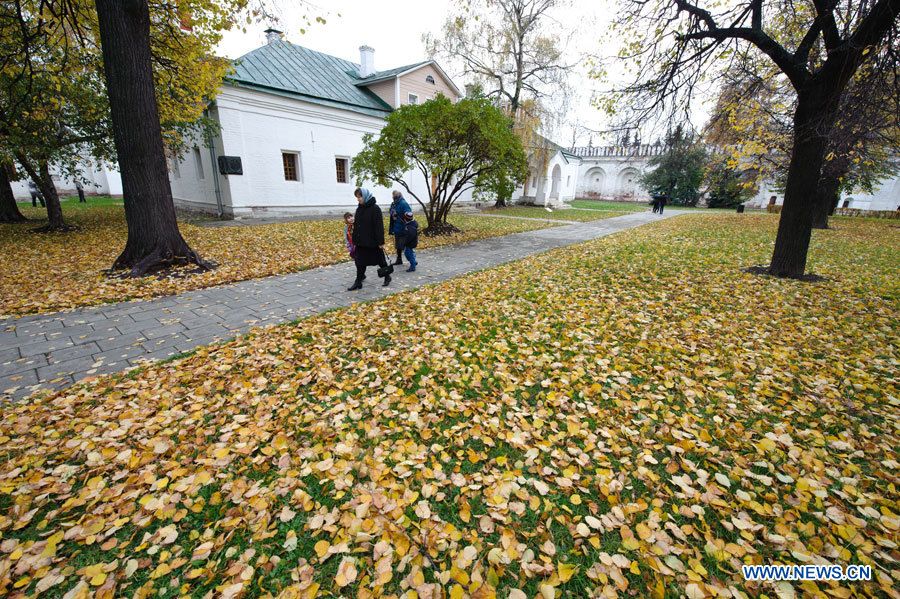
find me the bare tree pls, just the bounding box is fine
[426,0,578,205]
[606,0,900,278]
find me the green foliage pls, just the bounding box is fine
[704,156,754,208]
[640,126,708,206]
[0,0,240,176]
[352,95,527,232]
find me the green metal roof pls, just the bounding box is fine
[529,134,583,163]
[353,61,432,85]
[227,40,393,117]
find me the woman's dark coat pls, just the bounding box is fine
[352,196,385,248]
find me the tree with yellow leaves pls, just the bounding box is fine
[707,49,899,229]
[602,0,900,278]
[1,0,317,272]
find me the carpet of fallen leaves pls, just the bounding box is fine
[0,206,552,318]
[1,214,898,598]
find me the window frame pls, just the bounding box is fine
[408,93,419,105]
[335,156,350,184]
[282,151,300,182]
[193,147,204,180]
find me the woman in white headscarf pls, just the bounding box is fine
[348,187,390,290]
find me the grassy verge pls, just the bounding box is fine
[483,205,631,221]
[1,203,554,318]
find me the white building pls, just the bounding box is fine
[11,161,122,199]
[514,138,583,206]
[746,171,900,211]
[570,144,664,201]
[168,30,467,218]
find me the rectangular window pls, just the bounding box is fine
[282,152,299,181]
[335,157,349,184]
[171,158,180,179]
[193,147,204,180]
[408,93,419,105]
[567,176,571,187]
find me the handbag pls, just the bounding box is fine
[377,249,394,278]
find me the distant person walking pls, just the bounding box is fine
[657,192,667,214]
[27,180,45,207]
[75,180,86,203]
[348,188,390,291]
[388,190,412,266]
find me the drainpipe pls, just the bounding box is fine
[204,107,225,219]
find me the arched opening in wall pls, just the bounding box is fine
[550,164,562,200]
[583,167,606,196]
[617,167,640,198]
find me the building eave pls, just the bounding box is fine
[225,80,392,118]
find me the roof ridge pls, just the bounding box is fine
[227,40,393,116]
[235,39,358,69]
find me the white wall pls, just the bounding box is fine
[550,155,580,202]
[747,172,900,211]
[574,156,653,199]
[11,160,121,199]
[513,151,580,205]
[169,126,223,214]
[183,85,471,218]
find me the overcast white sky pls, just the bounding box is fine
[215,0,697,146]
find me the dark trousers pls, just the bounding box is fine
[393,234,406,262]
[353,247,387,282]
[77,188,86,202]
[658,203,665,214]
[30,192,45,207]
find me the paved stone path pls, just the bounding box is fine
[1,211,680,400]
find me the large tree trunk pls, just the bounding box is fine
[0,164,26,223]
[17,156,68,231]
[37,161,66,230]
[95,0,209,276]
[811,173,842,230]
[767,88,833,278]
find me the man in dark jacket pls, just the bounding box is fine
[348,187,390,290]
[388,190,413,265]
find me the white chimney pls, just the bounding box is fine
[264,28,283,44]
[359,45,375,78]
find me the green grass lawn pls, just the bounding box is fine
[570,199,646,212]
[483,205,631,221]
[571,198,740,212]
[1,214,896,597]
[16,194,124,214]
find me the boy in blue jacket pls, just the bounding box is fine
[400,211,418,271]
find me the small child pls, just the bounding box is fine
[401,211,418,272]
[343,212,356,259]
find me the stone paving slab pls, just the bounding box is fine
[0,211,681,401]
